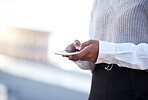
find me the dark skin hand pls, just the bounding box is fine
[63,40,99,63]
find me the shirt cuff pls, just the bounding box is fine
[95,40,116,64]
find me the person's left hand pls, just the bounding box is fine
[67,40,99,63]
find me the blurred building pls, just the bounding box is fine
[0,26,49,62]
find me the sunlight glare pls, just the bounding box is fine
[0,55,7,67]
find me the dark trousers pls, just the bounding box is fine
[88,63,148,100]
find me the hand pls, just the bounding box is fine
[62,40,81,57]
[67,40,99,63]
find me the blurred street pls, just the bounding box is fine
[0,0,93,100]
[0,55,92,100]
[0,72,89,100]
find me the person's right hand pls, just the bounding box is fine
[62,40,81,57]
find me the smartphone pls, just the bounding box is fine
[55,50,80,56]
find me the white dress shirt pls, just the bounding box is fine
[75,20,148,71]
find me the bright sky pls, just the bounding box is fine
[0,0,94,72]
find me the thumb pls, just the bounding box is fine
[79,40,93,50]
[74,40,81,50]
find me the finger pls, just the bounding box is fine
[77,46,90,60]
[79,40,94,50]
[68,55,79,61]
[74,40,81,50]
[65,43,75,52]
[62,55,69,57]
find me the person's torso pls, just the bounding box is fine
[91,0,148,44]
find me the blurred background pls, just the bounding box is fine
[0,0,93,100]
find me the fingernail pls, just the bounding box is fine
[78,47,81,50]
[76,46,79,50]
